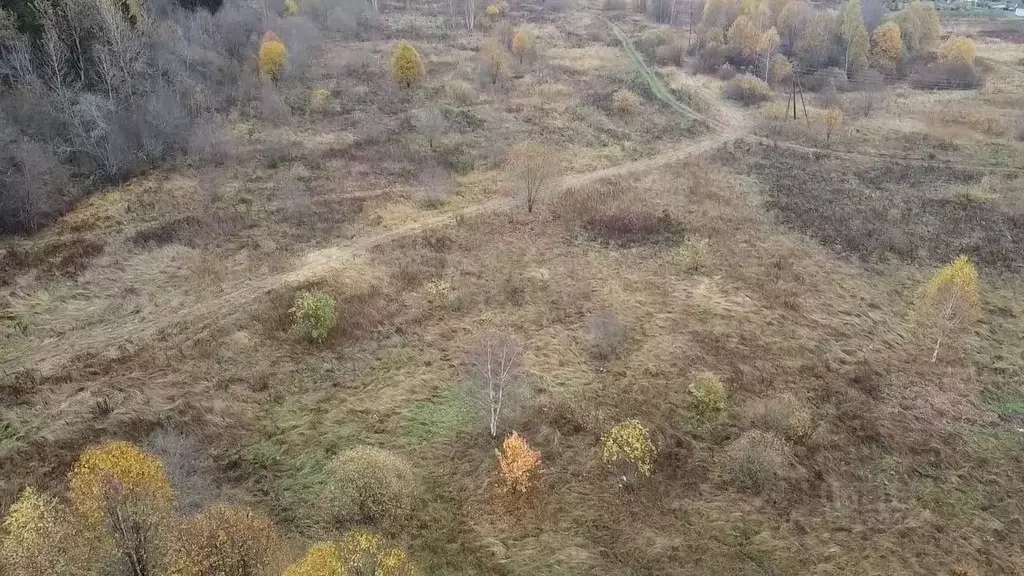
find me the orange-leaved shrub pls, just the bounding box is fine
[496,431,541,493]
[511,30,530,64]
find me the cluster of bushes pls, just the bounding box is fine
[692,0,978,93]
[0,439,419,574]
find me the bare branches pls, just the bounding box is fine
[507,141,556,213]
[467,333,522,438]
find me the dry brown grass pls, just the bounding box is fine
[3,6,1024,576]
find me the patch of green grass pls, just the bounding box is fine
[401,389,473,445]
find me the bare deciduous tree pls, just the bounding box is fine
[507,140,556,213]
[467,333,522,438]
[463,0,476,30]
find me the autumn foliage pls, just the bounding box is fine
[284,531,418,576]
[167,504,282,576]
[601,419,657,480]
[941,36,976,67]
[392,40,425,87]
[496,431,541,493]
[917,255,980,362]
[258,31,288,82]
[68,440,174,523]
[871,22,902,75]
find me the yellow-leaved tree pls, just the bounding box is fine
[496,431,541,493]
[0,488,99,575]
[284,531,418,576]
[941,36,975,67]
[728,15,760,61]
[917,255,980,362]
[870,21,901,75]
[259,31,288,82]
[894,0,939,56]
[837,0,869,74]
[68,440,175,576]
[511,29,530,64]
[601,419,657,483]
[391,40,425,87]
[166,504,282,576]
[758,27,780,82]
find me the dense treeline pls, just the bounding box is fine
[688,0,980,90]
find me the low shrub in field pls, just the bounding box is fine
[291,291,338,344]
[586,308,625,360]
[324,446,417,527]
[167,504,282,575]
[449,81,478,105]
[746,395,813,442]
[612,89,639,116]
[722,74,772,106]
[582,207,685,247]
[724,430,792,490]
[602,419,657,481]
[689,372,726,416]
[910,61,983,90]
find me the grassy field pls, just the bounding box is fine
[3,0,1024,573]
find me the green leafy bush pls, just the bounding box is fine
[689,372,726,415]
[324,446,417,527]
[291,291,338,344]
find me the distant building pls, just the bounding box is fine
[1016,5,1024,15]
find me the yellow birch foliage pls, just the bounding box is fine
[0,488,94,575]
[917,255,980,361]
[167,504,282,576]
[391,40,425,87]
[283,542,342,576]
[259,32,288,81]
[284,531,417,576]
[871,21,901,74]
[496,431,541,493]
[68,440,174,523]
[728,15,760,60]
[601,419,657,478]
[941,36,976,66]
